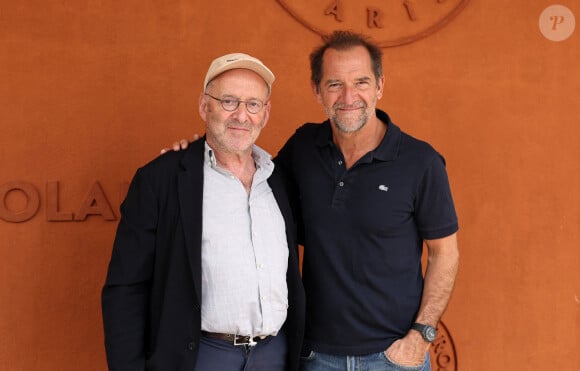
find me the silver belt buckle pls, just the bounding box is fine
[233,335,257,347]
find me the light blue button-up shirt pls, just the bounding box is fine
[200,142,289,337]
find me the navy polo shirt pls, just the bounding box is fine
[275,109,458,355]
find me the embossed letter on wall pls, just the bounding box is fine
[277,0,470,47]
[431,321,458,371]
[0,180,127,223]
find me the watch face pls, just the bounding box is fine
[425,326,437,341]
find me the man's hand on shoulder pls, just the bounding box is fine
[160,135,199,154]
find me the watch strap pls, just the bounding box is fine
[411,322,436,342]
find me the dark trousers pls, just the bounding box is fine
[194,330,287,371]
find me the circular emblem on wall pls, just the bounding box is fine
[277,0,470,47]
[430,321,458,371]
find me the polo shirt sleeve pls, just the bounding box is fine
[414,153,459,240]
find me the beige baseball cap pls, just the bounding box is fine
[203,53,275,91]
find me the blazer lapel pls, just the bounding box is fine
[177,140,205,303]
[268,171,296,249]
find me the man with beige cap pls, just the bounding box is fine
[102,53,305,371]
[163,30,459,371]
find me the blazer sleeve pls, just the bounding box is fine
[101,167,158,371]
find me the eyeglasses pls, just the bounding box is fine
[204,93,265,114]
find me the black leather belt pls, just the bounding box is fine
[201,331,269,347]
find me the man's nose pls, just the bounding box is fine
[230,102,250,121]
[340,85,358,104]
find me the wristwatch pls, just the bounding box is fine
[411,323,437,342]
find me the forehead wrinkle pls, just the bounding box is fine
[322,75,372,87]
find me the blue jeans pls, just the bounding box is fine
[300,349,430,371]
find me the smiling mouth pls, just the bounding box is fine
[335,103,365,112]
[226,121,251,131]
[227,126,251,133]
[337,107,364,115]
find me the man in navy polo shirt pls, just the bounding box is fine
[164,30,459,371]
[275,31,459,371]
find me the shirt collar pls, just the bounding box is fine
[372,109,401,162]
[204,141,275,176]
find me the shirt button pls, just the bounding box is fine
[338,160,343,165]
[339,181,344,187]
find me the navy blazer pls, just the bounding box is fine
[102,138,305,371]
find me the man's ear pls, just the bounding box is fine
[310,81,323,104]
[261,101,271,129]
[198,92,208,121]
[376,75,385,100]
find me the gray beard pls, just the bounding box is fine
[328,109,369,133]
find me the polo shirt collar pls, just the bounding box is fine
[314,120,333,148]
[373,109,400,162]
[314,109,401,162]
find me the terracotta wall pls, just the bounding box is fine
[0,1,578,370]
